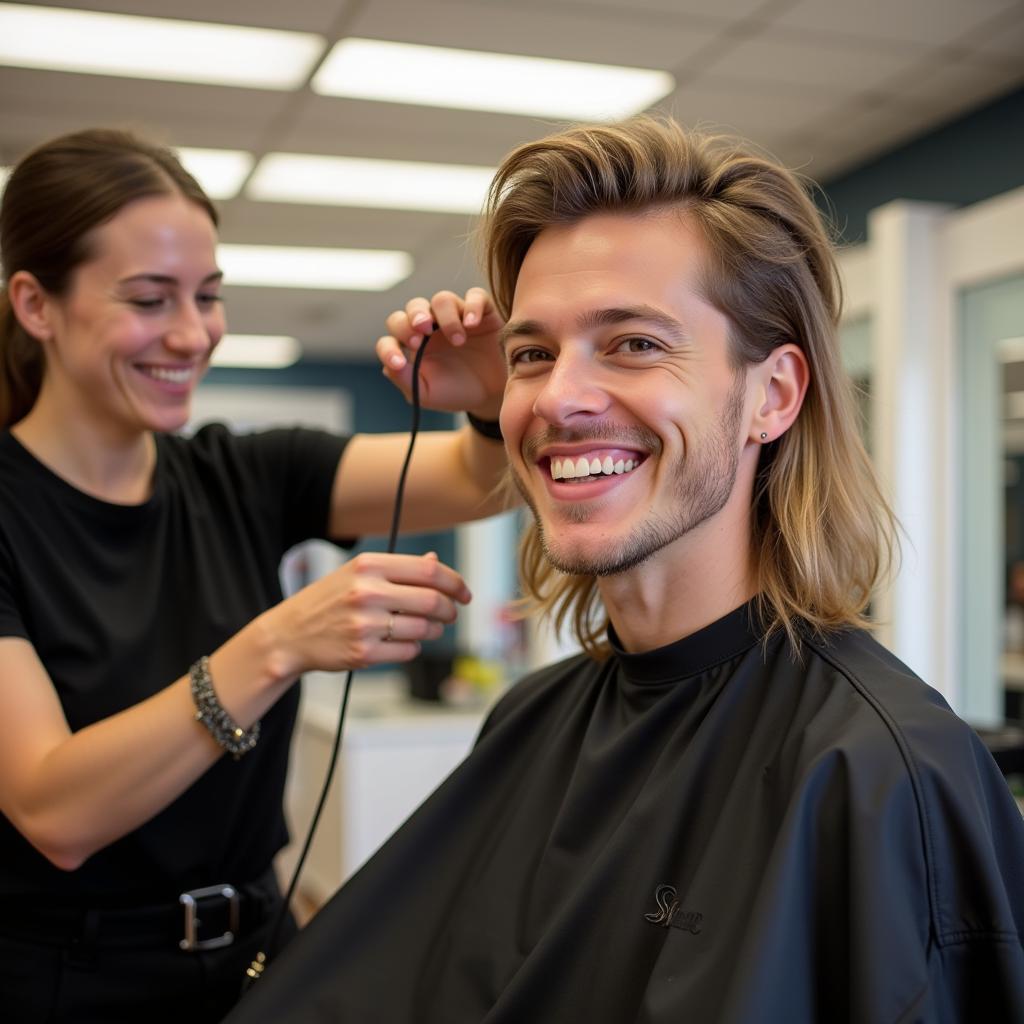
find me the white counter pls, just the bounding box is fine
[279,671,488,909]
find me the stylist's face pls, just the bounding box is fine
[43,193,224,438]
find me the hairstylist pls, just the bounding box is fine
[0,128,507,1024]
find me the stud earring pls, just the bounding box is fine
[760,432,768,441]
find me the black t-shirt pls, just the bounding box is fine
[0,423,348,903]
[226,603,1024,1024]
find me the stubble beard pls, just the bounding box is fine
[512,378,746,578]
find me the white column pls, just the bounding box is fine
[454,511,519,659]
[868,201,955,701]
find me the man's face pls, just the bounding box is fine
[499,209,754,578]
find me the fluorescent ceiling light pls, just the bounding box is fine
[218,244,412,291]
[248,153,495,214]
[212,335,302,369]
[178,148,254,200]
[312,38,675,120]
[0,4,324,89]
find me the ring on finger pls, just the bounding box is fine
[383,614,396,643]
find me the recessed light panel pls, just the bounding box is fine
[218,244,412,291]
[0,4,324,89]
[212,335,302,368]
[248,153,495,214]
[312,38,675,120]
[177,149,254,200]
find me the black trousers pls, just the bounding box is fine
[0,872,298,1024]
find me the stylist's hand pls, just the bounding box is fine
[377,288,506,420]
[266,551,470,674]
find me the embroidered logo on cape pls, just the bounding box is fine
[644,883,703,934]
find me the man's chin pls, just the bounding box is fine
[539,535,657,578]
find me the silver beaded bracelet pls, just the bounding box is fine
[189,655,260,759]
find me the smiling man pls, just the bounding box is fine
[230,118,1024,1024]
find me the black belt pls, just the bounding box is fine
[0,864,282,953]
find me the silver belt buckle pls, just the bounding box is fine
[179,884,239,952]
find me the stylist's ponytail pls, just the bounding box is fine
[0,290,43,429]
[0,127,217,430]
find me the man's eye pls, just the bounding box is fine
[618,336,658,353]
[509,347,552,365]
[197,293,223,308]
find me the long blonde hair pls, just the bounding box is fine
[482,116,896,656]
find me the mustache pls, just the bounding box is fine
[522,423,662,461]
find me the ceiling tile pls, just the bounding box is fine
[217,199,470,251]
[344,0,719,68]
[879,58,1024,116]
[772,131,887,183]
[953,3,1024,65]
[273,93,546,167]
[489,0,767,22]
[772,0,1021,49]
[799,97,952,175]
[0,67,293,158]
[697,28,922,93]
[653,77,841,142]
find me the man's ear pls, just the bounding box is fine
[749,344,809,444]
[7,270,57,343]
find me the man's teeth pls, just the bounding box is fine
[550,455,638,481]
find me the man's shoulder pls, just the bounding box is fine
[478,650,602,737]
[806,628,1024,943]
[802,627,968,755]
[777,627,997,810]
[756,626,991,829]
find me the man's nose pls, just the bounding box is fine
[531,352,611,425]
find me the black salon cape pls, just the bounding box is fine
[229,605,1024,1023]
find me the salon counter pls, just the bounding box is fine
[278,671,488,910]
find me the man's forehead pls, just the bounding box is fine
[505,213,709,348]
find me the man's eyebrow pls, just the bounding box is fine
[117,271,224,286]
[578,305,690,343]
[499,305,689,349]
[499,318,546,349]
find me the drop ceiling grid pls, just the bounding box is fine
[0,0,1022,357]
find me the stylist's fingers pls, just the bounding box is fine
[392,297,436,354]
[428,290,468,346]
[460,287,491,330]
[405,297,435,341]
[349,551,472,605]
[380,581,463,624]
[378,610,446,644]
[376,332,410,373]
[382,299,432,359]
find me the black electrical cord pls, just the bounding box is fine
[244,332,433,989]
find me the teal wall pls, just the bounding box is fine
[820,86,1024,244]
